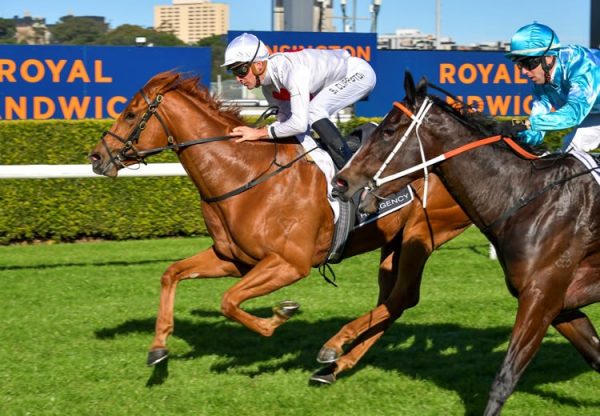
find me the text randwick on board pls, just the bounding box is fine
[0,58,126,120]
[0,58,533,120]
[440,62,532,116]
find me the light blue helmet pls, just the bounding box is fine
[506,22,561,59]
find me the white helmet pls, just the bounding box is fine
[221,33,270,68]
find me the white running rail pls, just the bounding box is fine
[0,163,186,179]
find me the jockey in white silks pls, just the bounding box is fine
[221,33,377,221]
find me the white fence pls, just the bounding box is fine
[1,163,498,260]
[0,163,186,179]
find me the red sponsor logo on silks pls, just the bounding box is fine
[272,88,315,101]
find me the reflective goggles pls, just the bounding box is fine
[514,56,544,71]
[229,62,251,78]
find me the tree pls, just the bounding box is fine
[0,18,17,44]
[196,35,233,82]
[99,24,185,46]
[50,15,109,44]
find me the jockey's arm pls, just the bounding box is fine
[231,126,269,143]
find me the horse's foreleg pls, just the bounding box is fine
[484,286,563,416]
[316,239,428,365]
[148,246,242,366]
[310,244,398,385]
[553,309,600,371]
[220,252,309,336]
[310,331,386,385]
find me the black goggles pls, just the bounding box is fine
[513,29,555,72]
[228,36,262,78]
[514,56,544,71]
[230,62,252,78]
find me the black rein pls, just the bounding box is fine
[103,90,314,203]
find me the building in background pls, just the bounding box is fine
[272,0,335,32]
[378,28,509,51]
[378,29,448,50]
[154,0,229,44]
[592,0,600,48]
[14,14,50,44]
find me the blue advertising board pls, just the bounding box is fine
[228,30,377,64]
[226,31,534,118]
[357,49,533,117]
[0,45,211,120]
[0,35,547,120]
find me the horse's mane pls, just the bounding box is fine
[429,94,499,137]
[148,71,245,126]
[429,94,547,156]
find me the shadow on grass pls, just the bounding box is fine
[0,258,181,271]
[439,243,491,258]
[95,311,599,415]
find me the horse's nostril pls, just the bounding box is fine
[335,177,348,191]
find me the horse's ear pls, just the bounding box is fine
[416,76,428,96]
[404,71,416,105]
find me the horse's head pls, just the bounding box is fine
[90,71,240,178]
[333,71,438,207]
[89,72,182,177]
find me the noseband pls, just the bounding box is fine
[98,91,313,203]
[100,90,175,168]
[367,97,434,206]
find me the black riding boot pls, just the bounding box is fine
[312,118,353,170]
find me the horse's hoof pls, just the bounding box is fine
[273,300,300,320]
[309,364,337,386]
[147,349,169,366]
[316,346,341,364]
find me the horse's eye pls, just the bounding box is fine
[125,112,136,121]
[382,128,396,139]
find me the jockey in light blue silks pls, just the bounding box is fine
[505,22,600,152]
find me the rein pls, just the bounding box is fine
[102,90,312,203]
[370,98,538,209]
[374,94,600,233]
[202,144,317,203]
[375,99,540,187]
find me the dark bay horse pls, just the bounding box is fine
[88,71,470,378]
[332,72,600,415]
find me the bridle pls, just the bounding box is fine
[365,94,539,208]
[368,96,435,207]
[99,89,313,203]
[99,90,176,168]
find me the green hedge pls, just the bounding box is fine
[0,120,201,244]
[0,118,568,244]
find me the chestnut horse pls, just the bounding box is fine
[332,72,600,415]
[88,71,470,378]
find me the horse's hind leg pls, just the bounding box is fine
[553,266,600,371]
[484,286,563,416]
[553,309,600,371]
[148,246,243,366]
[315,243,400,363]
